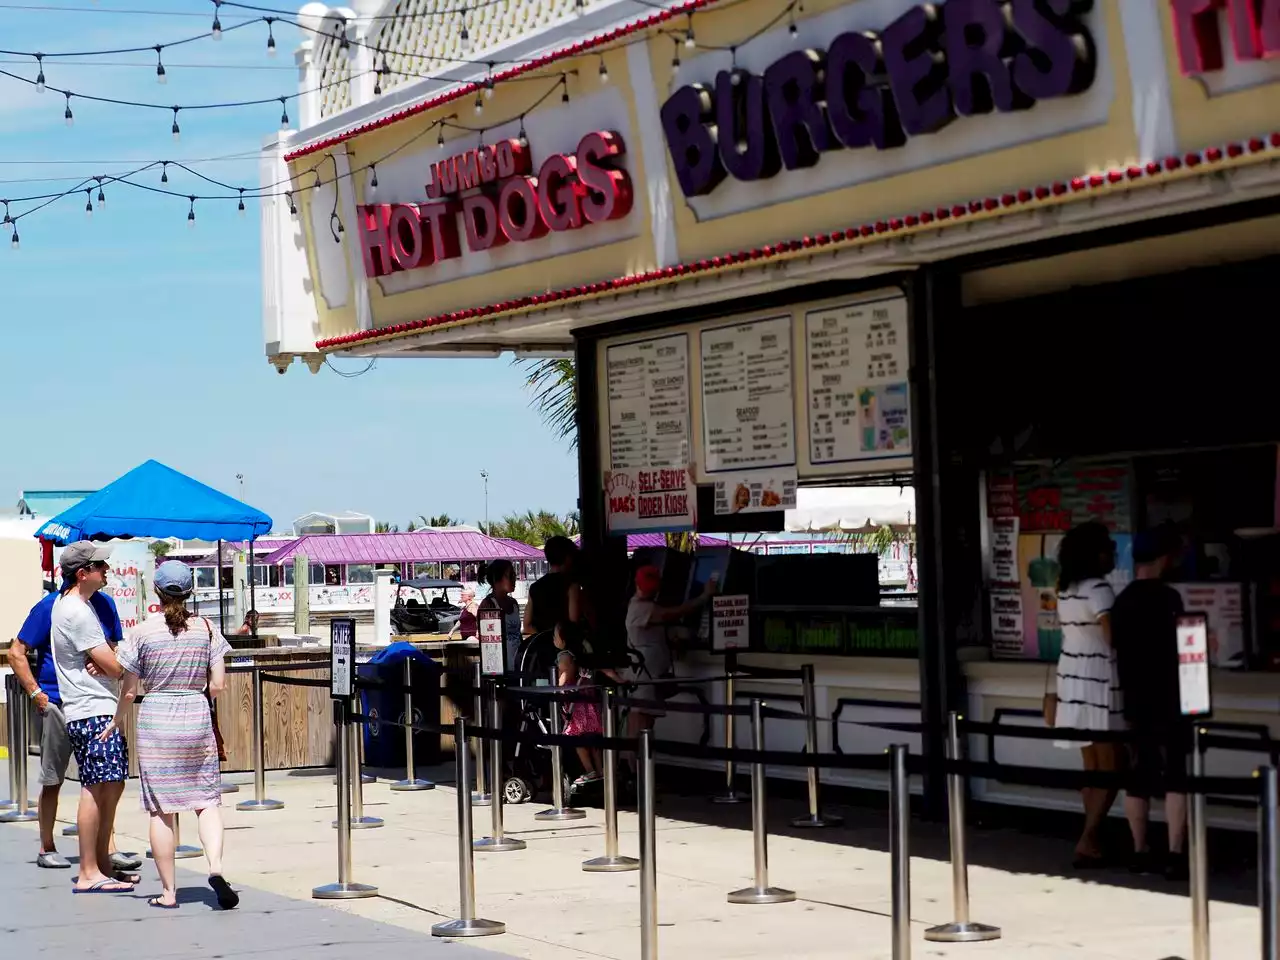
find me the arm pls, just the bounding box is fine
[649,589,714,625]
[85,642,124,680]
[6,639,48,712]
[522,596,536,637]
[208,654,227,698]
[447,619,460,640]
[1098,612,1112,649]
[101,671,139,741]
[567,583,582,624]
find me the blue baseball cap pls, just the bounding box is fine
[154,560,194,596]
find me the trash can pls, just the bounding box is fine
[359,642,442,769]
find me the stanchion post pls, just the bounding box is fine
[314,698,378,899]
[712,654,745,804]
[536,666,585,822]
[432,718,505,937]
[792,663,841,828]
[391,657,434,792]
[236,668,284,811]
[173,814,203,858]
[472,661,491,806]
[474,679,525,852]
[925,712,999,942]
[1189,726,1210,960]
[1259,765,1278,960]
[728,699,794,904]
[583,686,639,872]
[639,728,658,960]
[1,675,13,809]
[340,719,383,829]
[1,676,37,822]
[889,743,912,960]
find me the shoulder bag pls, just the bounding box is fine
[202,617,229,762]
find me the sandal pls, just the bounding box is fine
[208,875,239,910]
[148,897,179,910]
[72,878,135,894]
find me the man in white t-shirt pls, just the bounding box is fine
[51,541,133,894]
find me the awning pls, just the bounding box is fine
[35,460,273,545]
[785,487,915,532]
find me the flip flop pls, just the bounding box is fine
[72,878,135,894]
[148,897,179,910]
[208,875,239,910]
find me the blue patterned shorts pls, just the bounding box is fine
[66,715,128,787]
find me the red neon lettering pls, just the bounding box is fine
[497,176,549,243]
[536,154,583,232]
[462,194,505,251]
[1170,0,1280,74]
[576,130,633,224]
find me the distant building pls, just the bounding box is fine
[292,511,375,535]
[16,489,97,519]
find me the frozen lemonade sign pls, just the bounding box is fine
[605,466,696,534]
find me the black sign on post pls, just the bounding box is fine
[330,617,356,700]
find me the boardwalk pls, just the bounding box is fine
[0,754,1269,959]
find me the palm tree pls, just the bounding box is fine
[520,358,577,446]
[149,540,172,559]
[419,514,457,528]
[375,521,399,533]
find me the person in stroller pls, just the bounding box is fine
[555,620,622,788]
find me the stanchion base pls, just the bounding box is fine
[150,844,203,859]
[431,917,505,938]
[471,793,492,807]
[313,881,379,900]
[219,781,240,794]
[791,812,844,828]
[582,855,640,873]
[361,774,375,784]
[534,807,587,822]
[331,816,385,830]
[0,809,38,823]
[0,799,36,812]
[711,791,748,805]
[924,921,1002,942]
[473,836,527,852]
[236,798,285,812]
[390,779,435,792]
[62,824,78,837]
[727,886,797,904]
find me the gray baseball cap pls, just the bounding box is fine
[60,541,113,576]
[154,560,194,596]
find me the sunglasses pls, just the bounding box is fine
[87,560,110,572]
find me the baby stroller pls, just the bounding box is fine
[498,629,578,804]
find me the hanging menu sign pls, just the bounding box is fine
[701,315,795,473]
[805,296,911,464]
[606,333,691,470]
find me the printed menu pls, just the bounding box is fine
[606,333,691,470]
[805,296,911,464]
[700,315,795,472]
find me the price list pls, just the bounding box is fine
[606,334,691,470]
[805,296,910,464]
[700,315,795,472]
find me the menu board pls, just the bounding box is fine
[606,333,690,470]
[700,315,795,472]
[805,296,911,464]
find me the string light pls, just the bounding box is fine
[561,75,570,103]
[265,17,277,56]
[9,227,17,251]
[598,56,608,83]
[459,10,471,52]
[238,187,246,216]
[517,116,527,147]
[474,91,483,115]
[368,164,378,197]
[63,92,73,126]
[575,0,584,14]
[685,15,696,48]
[171,106,181,141]
[96,177,105,210]
[788,5,797,39]
[34,54,44,94]
[484,65,495,99]
[84,190,93,217]
[438,126,445,147]
[279,96,289,129]
[671,40,681,69]
[211,0,223,41]
[160,162,169,184]
[187,195,196,228]
[155,46,166,84]
[373,54,384,96]
[286,190,297,218]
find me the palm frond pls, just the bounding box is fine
[519,357,578,447]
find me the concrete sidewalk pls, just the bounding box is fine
[0,755,1265,959]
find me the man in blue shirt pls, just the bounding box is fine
[7,581,140,873]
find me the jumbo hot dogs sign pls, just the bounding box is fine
[357,131,633,278]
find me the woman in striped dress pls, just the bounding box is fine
[102,561,237,910]
[1053,522,1124,868]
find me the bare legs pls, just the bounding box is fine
[574,747,602,778]
[195,805,225,877]
[1077,743,1121,861]
[1165,792,1188,854]
[74,781,126,890]
[149,813,178,905]
[38,784,61,852]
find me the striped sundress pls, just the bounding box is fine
[1054,577,1123,747]
[118,616,231,813]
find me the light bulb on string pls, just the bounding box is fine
[155,46,167,84]
[171,107,181,141]
[211,0,223,41]
[286,190,297,218]
[34,54,44,94]
[474,91,483,115]
[671,41,681,70]
[63,93,73,126]
[238,188,246,217]
[368,164,378,198]
[187,196,196,229]
[160,162,169,184]
[561,76,570,104]
[279,97,290,130]
[517,117,528,148]
[96,178,105,210]
[459,11,471,52]
[85,190,93,218]
[337,19,350,52]
[788,8,797,39]
[438,126,445,147]
[575,0,584,14]
[685,15,696,48]
[9,228,17,251]
[266,18,277,56]
[484,68,494,99]
[598,57,608,83]
[374,54,384,96]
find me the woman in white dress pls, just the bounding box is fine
[1054,521,1123,867]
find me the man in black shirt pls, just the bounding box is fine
[523,536,582,638]
[1110,527,1188,879]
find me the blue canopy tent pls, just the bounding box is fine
[36,459,273,634]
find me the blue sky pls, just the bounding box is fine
[0,2,579,533]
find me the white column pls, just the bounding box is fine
[374,570,394,647]
[293,554,311,635]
